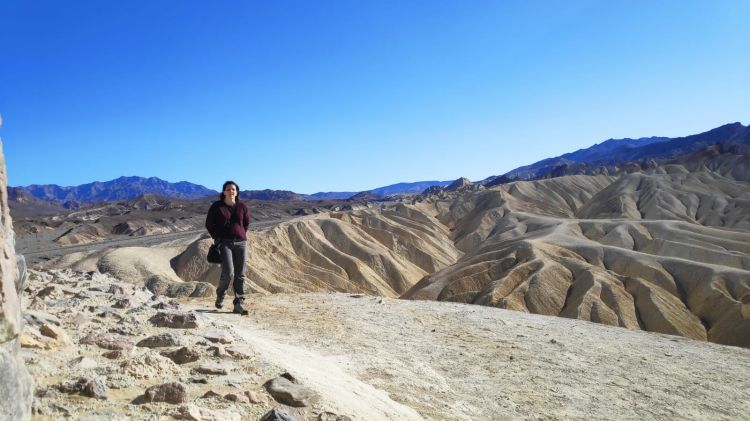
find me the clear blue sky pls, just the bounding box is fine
[1,1,748,193]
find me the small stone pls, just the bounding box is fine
[28,297,46,310]
[36,285,59,298]
[137,333,182,348]
[193,364,228,376]
[281,372,298,383]
[264,377,319,407]
[225,346,252,360]
[152,300,181,310]
[177,405,241,421]
[55,378,107,400]
[260,405,305,421]
[75,291,94,300]
[113,298,133,309]
[189,377,208,384]
[245,390,263,404]
[224,393,242,402]
[102,349,131,359]
[201,390,222,399]
[81,378,108,399]
[200,330,233,344]
[39,323,67,340]
[70,356,98,370]
[149,311,199,329]
[318,412,353,421]
[107,285,126,295]
[161,347,201,364]
[80,332,134,351]
[207,345,229,358]
[139,382,188,404]
[96,308,123,320]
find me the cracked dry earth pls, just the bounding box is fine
[21,269,750,420]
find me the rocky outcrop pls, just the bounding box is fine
[0,115,33,420]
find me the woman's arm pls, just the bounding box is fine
[205,203,218,238]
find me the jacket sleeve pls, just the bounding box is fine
[205,203,218,238]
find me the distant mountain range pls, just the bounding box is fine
[304,180,454,200]
[13,177,454,205]
[12,122,748,205]
[485,122,749,183]
[18,176,215,204]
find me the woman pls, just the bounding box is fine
[205,180,251,315]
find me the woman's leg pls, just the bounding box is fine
[216,241,234,307]
[231,240,247,305]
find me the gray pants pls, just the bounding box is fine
[217,240,247,304]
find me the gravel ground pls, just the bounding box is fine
[192,293,750,420]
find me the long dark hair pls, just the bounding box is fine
[219,180,241,201]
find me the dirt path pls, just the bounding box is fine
[189,293,750,420]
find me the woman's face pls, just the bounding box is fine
[224,184,238,201]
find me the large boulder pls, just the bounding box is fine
[0,116,34,420]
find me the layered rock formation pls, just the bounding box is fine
[175,204,461,296]
[404,156,750,347]
[0,116,33,420]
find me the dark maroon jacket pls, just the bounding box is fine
[205,200,251,241]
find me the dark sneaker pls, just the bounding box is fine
[233,302,248,315]
[215,296,224,309]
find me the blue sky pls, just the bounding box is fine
[1,1,748,193]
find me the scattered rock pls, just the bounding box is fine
[55,377,107,400]
[176,404,242,421]
[102,349,131,359]
[318,412,353,421]
[280,372,298,383]
[200,330,233,344]
[224,393,244,402]
[207,345,229,358]
[193,363,229,375]
[245,390,263,404]
[200,390,222,399]
[136,332,183,348]
[107,285,126,295]
[149,311,199,329]
[39,323,69,341]
[80,332,134,351]
[161,347,200,364]
[146,276,215,298]
[108,325,140,336]
[74,290,94,300]
[23,310,62,327]
[138,382,188,404]
[264,376,319,407]
[260,405,306,421]
[120,352,181,380]
[36,285,60,299]
[152,300,181,310]
[112,298,133,309]
[69,356,98,370]
[96,308,123,320]
[28,297,46,310]
[225,346,252,360]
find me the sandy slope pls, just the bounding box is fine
[190,293,750,420]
